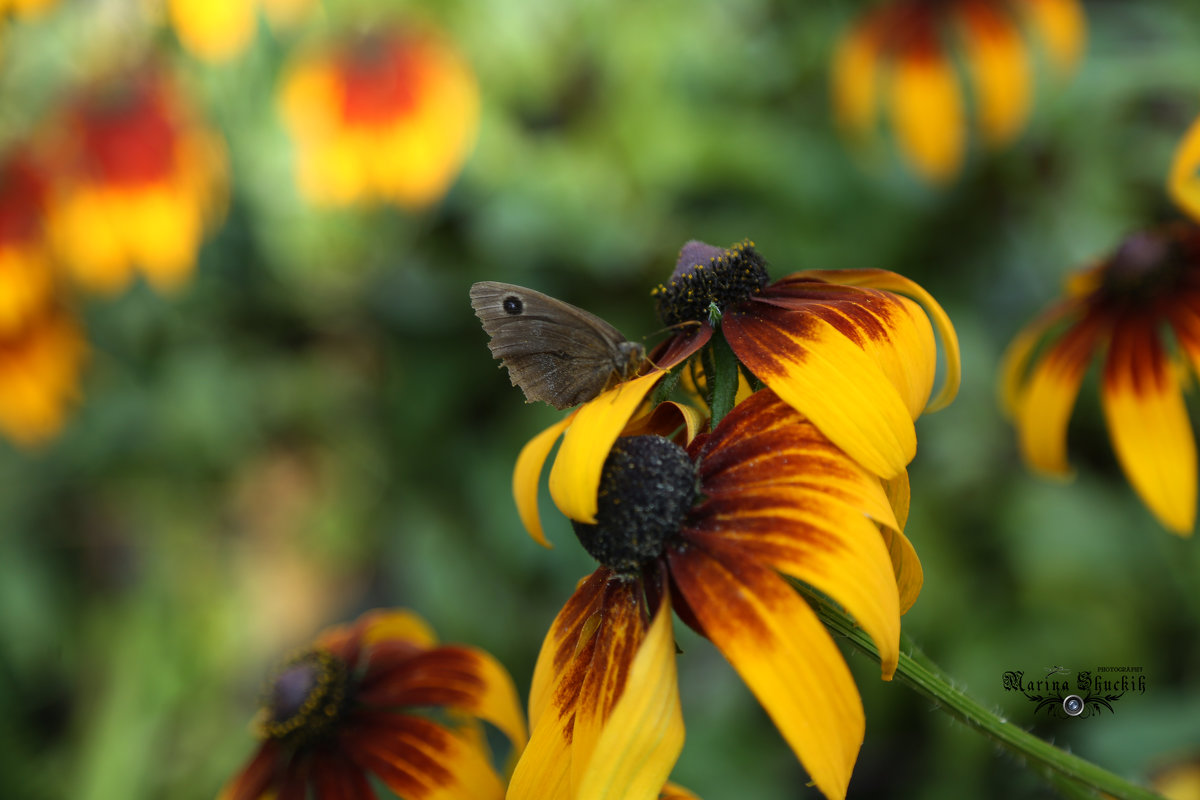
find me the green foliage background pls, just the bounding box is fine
[3,1,1200,798]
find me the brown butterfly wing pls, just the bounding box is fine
[469,281,638,409]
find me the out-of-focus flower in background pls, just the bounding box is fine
[0,150,85,446]
[166,0,316,63]
[831,0,1085,183]
[220,608,526,800]
[44,66,228,295]
[1001,223,1200,535]
[278,25,479,208]
[0,0,57,19]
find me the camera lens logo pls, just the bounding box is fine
[1062,695,1085,717]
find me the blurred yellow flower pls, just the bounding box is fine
[1001,224,1200,535]
[166,0,315,63]
[279,26,480,208]
[831,0,1085,183]
[0,307,85,447]
[45,68,228,295]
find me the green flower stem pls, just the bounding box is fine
[803,588,1164,800]
[707,332,740,430]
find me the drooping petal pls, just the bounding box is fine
[1016,0,1086,77]
[514,413,576,547]
[345,713,506,800]
[357,644,527,753]
[687,391,901,678]
[622,400,705,445]
[888,33,965,183]
[510,572,679,800]
[1169,113,1200,224]
[310,748,378,800]
[798,269,960,413]
[831,13,882,135]
[1167,288,1200,379]
[361,608,439,649]
[218,741,281,800]
[1010,310,1106,475]
[998,297,1082,417]
[668,541,864,800]
[549,371,666,524]
[575,584,683,800]
[957,0,1032,146]
[1101,316,1197,534]
[724,300,916,479]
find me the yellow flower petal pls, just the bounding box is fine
[998,298,1080,417]
[889,40,965,183]
[514,413,576,547]
[1017,0,1086,76]
[512,573,680,800]
[659,783,702,800]
[669,543,863,800]
[361,608,439,649]
[880,470,923,614]
[725,305,916,478]
[576,586,683,800]
[795,269,961,413]
[958,0,1032,146]
[1012,312,1105,475]
[1170,113,1200,224]
[1101,317,1196,535]
[167,0,257,62]
[549,371,665,524]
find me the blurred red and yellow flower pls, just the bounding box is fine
[0,151,56,334]
[166,0,316,63]
[0,149,85,447]
[220,608,527,800]
[1001,223,1200,535]
[508,390,919,800]
[279,27,480,208]
[831,0,1086,183]
[45,68,227,294]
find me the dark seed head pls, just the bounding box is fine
[258,649,348,746]
[652,239,770,328]
[571,435,697,575]
[1098,224,1196,307]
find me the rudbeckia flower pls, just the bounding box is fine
[508,389,919,800]
[220,608,527,800]
[515,239,958,540]
[45,68,228,294]
[0,150,56,334]
[278,26,480,208]
[1001,223,1200,535]
[831,0,1086,183]
[167,0,315,62]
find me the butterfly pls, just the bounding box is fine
[470,281,645,409]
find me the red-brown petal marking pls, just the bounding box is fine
[668,540,864,800]
[311,748,378,800]
[725,301,916,478]
[276,754,312,800]
[510,571,657,800]
[218,741,282,800]
[1101,315,1197,534]
[345,713,504,800]
[685,390,902,677]
[358,645,527,752]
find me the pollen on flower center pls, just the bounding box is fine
[571,435,697,575]
[652,239,770,329]
[259,649,349,745]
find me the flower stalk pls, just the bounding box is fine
[798,583,1164,800]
